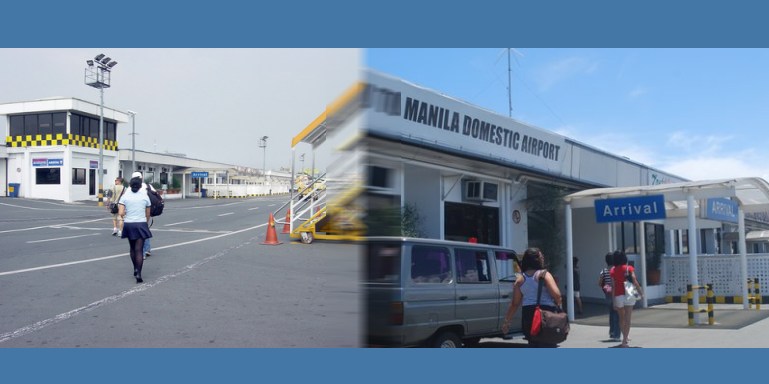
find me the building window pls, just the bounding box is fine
[9,112,76,138]
[36,168,61,185]
[10,115,23,136]
[106,121,116,141]
[72,168,86,185]
[39,114,52,135]
[53,113,66,135]
[368,166,392,189]
[25,115,38,136]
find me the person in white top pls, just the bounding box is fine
[118,176,153,283]
[131,171,155,259]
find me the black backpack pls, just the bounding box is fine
[146,184,165,217]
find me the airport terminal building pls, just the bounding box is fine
[0,98,290,202]
[358,70,769,307]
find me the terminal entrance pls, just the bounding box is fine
[444,202,499,245]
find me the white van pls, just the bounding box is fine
[365,237,522,347]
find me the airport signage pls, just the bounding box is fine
[191,171,209,178]
[32,158,64,167]
[704,198,738,223]
[594,195,666,223]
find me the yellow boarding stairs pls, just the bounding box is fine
[275,175,365,244]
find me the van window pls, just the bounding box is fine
[456,248,491,283]
[367,242,401,283]
[411,245,451,284]
[495,250,521,273]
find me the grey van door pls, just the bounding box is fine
[454,247,499,335]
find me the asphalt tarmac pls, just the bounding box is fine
[0,196,361,348]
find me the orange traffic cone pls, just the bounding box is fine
[261,213,282,245]
[281,209,291,234]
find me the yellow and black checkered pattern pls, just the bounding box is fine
[5,134,118,150]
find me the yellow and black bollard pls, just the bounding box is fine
[748,278,762,310]
[687,284,715,326]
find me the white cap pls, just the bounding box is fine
[131,172,143,179]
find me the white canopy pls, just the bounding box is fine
[562,177,769,321]
[564,177,769,213]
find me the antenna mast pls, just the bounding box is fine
[507,48,512,117]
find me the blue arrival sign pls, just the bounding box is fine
[191,171,209,178]
[594,195,666,223]
[704,198,738,223]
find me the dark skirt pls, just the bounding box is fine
[121,221,152,240]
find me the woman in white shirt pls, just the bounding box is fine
[118,176,153,283]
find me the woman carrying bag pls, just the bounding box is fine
[118,176,153,283]
[609,250,643,348]
[501,248,563,348]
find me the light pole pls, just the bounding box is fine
[299,153,305,174]
[259,136,268,181]
[127,110,137,175]
[85,54,117,207]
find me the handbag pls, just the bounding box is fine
[529,271,569,344]
[624,268,641,304]
[109,185,126,214]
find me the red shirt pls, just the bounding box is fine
[610,265,634,297]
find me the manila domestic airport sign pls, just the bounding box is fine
[594,195,666,223]
[704,198,738,223]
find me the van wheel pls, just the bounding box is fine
[300,232,314,244]
[431,332,463,348]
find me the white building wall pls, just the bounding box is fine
[508,183,528,252]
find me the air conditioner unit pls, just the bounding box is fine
[463,180,498,202]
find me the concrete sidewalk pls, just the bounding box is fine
[481,302,769,348]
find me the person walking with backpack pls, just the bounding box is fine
[599,252,620,341]
[118,176,152,283]
[131,172,156,259]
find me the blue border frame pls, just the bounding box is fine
[3,1,769,383]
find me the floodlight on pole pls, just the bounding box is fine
[259,136,268,180]
[84,53,117,207]
[127,110,137,174]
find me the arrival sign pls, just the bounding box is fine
[594,195,666,223]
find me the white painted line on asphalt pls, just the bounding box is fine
[0,218,106,234]
[0,201,87,210]
[164,220,194,226]
[26,233,100,244]
[248,207,260,210]
[0,222,266,277]
[0,238,255,344]
[218,212,234,217]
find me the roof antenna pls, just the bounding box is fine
[507,48,512,118]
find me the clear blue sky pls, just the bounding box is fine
[366,48,769,181]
